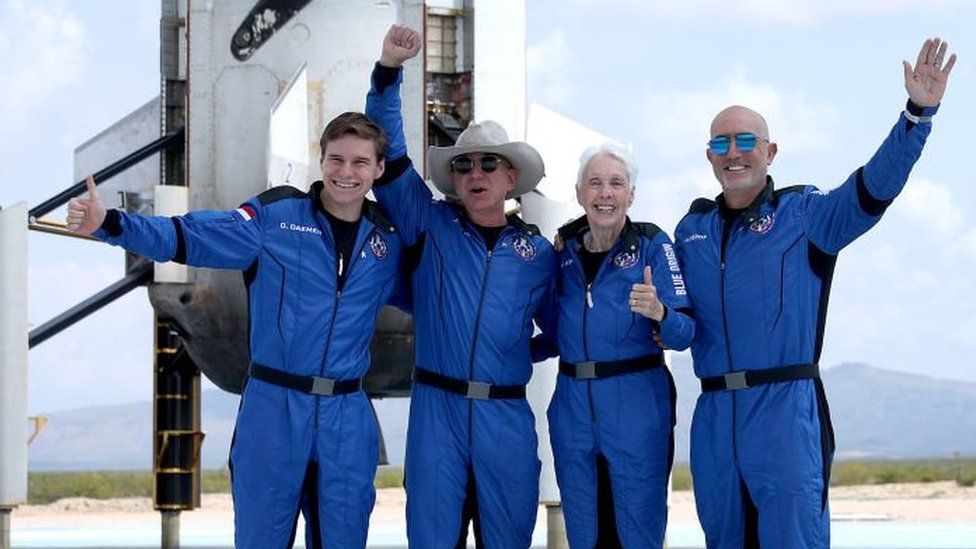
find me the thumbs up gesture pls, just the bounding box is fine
[629,265,665,321]
[66,175,107,235]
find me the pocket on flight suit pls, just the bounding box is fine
[759,234,802,333]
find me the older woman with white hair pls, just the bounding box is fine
[543,143,696,548]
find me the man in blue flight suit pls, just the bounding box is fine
[66,113,404,548]
[365,25,557,548]
[674,38,957,548]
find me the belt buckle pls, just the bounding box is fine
[465,381,492,400]
[724,371,748,391]
[575,361,597,380]
[311,376,336,396]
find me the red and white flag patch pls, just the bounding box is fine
[235,205,257,221]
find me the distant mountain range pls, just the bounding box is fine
[27,389,409,472]
[27,362,976,471]
[670,357,976,461]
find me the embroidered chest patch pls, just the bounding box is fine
[513,234,537,262]
[368,231,389,260]
[612,251,640,269]
[749,213,775,234]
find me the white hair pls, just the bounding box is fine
[576,143,639,188]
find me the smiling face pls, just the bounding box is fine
[706,106,777,208]
[318,135,385,220]
[452,152,518,226]
[576,152,634,232]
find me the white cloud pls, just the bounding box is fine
[947,315,976,346]
[631,166,716,234]
[841,239,902,277]
[562,0,969,25]
[891,176,965,235]
[0,0,88,123]
[640,69,839,164]
[527,28,573,107]
[959,229,976,260]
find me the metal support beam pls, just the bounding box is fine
[27,218,98,242]
[158,3,190,541]
[28,128,185,220]
[0,203,28,549]
[1,508,10,549]
[153,320,203,512]
[546,504,569,549]
[161,510,180,549]
[28,263,152,349]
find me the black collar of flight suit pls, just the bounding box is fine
[558,215,644,256]
[716,176,778,226]
[308,180,397,235]
[448,201,542,238]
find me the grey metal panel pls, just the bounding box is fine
[473,0,526,139]
[268,64,311,191]
[0,203,28,506]
[212,64,278,207]
[189,0,399,210]
[72,98,161,211]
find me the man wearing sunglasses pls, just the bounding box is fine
[673,38,957,548]
[364,25,558,548]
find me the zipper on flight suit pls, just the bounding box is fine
[466,227,506,445]
[315,223,369,431]
[719,217,739,460]
[577,237,614,427]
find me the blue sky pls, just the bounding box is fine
[1,0,974,414]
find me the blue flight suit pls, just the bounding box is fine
[541,216,695,548]
[366,64,558,548]
[674,103,939,548]
[94,182,404,548]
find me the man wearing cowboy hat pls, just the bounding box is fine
[365,25,557,548]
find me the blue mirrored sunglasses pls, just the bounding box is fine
[707,133,767,155]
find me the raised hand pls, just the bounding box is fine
[630,266,665,321]
[66,175,107,235]
[380,25,422,68]
[904,37,957,107]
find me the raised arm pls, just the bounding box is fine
[68,176,262,269]
[803,37,957,254]
[366,25,431,245]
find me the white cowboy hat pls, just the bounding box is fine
[426,120,545,199]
